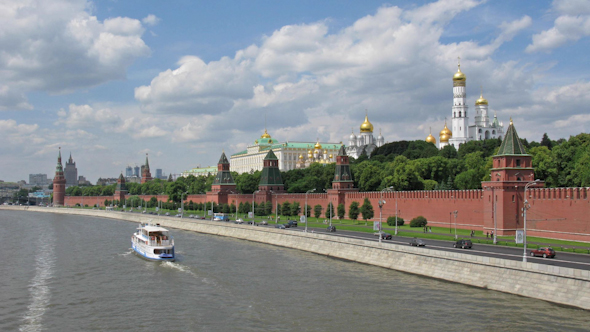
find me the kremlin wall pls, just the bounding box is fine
[55,63,590,244]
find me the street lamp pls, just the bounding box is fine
[305,188,316,232]
[251,190,260,226]
[378,186,393,243]
[180,191,188,219]
[523,179,540,263]
[453,210,458,239]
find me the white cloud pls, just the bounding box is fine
[526,1,590,53]
[142,14,160,26]
[0,0,150,110]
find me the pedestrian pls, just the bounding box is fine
[491,230,494,238]
[486,232,489,238]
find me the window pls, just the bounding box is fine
[516,159,521,167]
[512,195,515,202]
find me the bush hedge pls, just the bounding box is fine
[409,216,428,227]
[386,216,404,226]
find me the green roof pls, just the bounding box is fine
[230,141,343,157]
[218,152,229,164]
[497,120,527,155]
[264,149,278,160]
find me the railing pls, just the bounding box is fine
[147,239,173,246]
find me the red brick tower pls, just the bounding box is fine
[481,119,543,235]
[52,147,66,206]
[141,153,152,184]
[114,173,128,205]
[328,145,358,209]
[207,152,237,205]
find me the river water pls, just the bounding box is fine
[1,210,589,331]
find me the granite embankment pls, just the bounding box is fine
[4,206,590,310]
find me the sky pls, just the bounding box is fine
[1,0,589,183]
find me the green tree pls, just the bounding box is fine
[325,202,334,218]
[360,197,374,225]
[337,203,345,220]
[313,204,323,219]
[290,201,300,216]
[386,216,404,226]
[348,201,360,222]
[282,201,291,216]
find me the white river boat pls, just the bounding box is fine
[131,223,175,261]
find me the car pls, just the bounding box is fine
[530,247,556,258]
[287,220,297,227]
[213,217,222,221]
[165,212,170,216]
[175,214,182,217]
[275,224,286,229]
[373,232,392,240]
[189,214,194,218]
[409,238,426,246]
[327,225,336,232]
[453,239,472,249]
[247,220,256,225]
[282,223,291,228]
[260,220,268,225]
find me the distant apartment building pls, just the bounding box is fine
[156,168,163,179]
[64,153,78,186]
[133,166,140,177]
[29,173,49,186]
[125,166,133,177]
[78,176,91,186]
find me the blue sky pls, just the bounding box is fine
[1,0,589,183]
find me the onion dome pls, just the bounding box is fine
[377,128,383,140]
[439,122,452,143]
[329,154,333,158]
[453,59,466,86]
[261,129,271,139]
[360,113,374,133]
[349,129,357,140]
[323,149,327,154]
[299,154,303,160]
[475,92,488,106]
[426,127,436,144]
[314,141,322,149]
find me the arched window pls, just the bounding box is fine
[459,111,462,117]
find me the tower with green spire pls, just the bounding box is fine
[332,145,354,190]
[258,149,285,192]
[114,173,128,205]
[481,119,543,237]
[52,147,66,206]
[211,152,236,192]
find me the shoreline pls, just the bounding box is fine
[3,205,590,311]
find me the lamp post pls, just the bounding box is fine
[379,186,393,243]
[453,210,458,239]
[305,188,316,232]
[251,190,260,226]
[394,189,399,235]
[523,179,540,263]
[180,191,188,219]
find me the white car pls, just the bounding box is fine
[235,218,244,224]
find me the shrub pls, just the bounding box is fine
[409,216,427,227]
[386,216,405,226]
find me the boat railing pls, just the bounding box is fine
[147,239,174,246]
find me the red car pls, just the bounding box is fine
[530,247,556,258]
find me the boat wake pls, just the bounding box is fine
[160,261,195,275]
[19,230,55,332]
[119,249,134,257]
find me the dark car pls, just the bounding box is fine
[378,233,392,240]
[327,225,336,232]
[287,220,297,227]
[409,238,426,246]
[530,247,556,258]
[275,224,286,229]
[283,223,291,228]
[453,239,472,249]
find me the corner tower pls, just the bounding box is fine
[52,148,66,206]
[481,119,543,235]
[332,146,354,190]
[114,173,128,205]
[258,149,285,192]
[211,152,236,193]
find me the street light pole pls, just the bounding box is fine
[181,191,188,219]
[251,190,260,226]
[305,188,315,232]
[378,186,393,243]
[453,210,458,239]
[523,179,539,263]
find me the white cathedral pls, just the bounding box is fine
[426,60,505,149]
[346,112,385,159]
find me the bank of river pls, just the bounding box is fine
[3,206,590,313]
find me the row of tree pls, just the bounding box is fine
[65,133,590,201]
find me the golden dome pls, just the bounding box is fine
[323,149,327,154]
[475,92,488,105]
[299,154,303,159]
[261,129,271,139]
[453,67,466,82]
[360,113,374,133]
[314,141,322,149]
[329,154,333,158]
[426,134,436,144]
[439,122,452,143]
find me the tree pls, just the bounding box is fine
[410,216,428,227]
[386,216,404,226]
[290,201,300,216]
[337,203,345,220]
[325,202,334,219]
[348,201,360,222]
[282,201,291,216]
[265,201,273,216]
[313,204,323,219]
[360,197,374,225]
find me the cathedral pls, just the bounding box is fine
[427,60,505,149]
[346,112,385,158]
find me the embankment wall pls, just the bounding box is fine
[3,205,589,310]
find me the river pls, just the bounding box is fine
[1,210,589,331]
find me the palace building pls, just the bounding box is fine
[229,129,341,174]
[433,59,505,149]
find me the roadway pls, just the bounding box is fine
[285,225,590,271]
